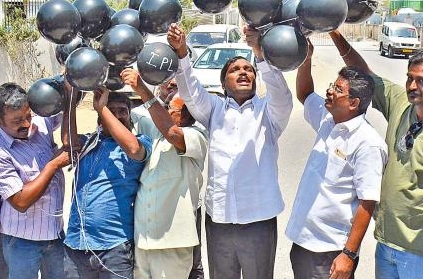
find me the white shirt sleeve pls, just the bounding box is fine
[175,56,219,129]
[257,61,293,134]
[352,145,387,202]
[303,92,329,132]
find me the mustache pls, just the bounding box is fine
[17,127,28,133]
[408,90,419,96]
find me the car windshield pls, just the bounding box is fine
[391,27,417,38]
[193,48,252,69]
[187,32,226,47]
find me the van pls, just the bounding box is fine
[380,22,421,58]
[187,24,242,57]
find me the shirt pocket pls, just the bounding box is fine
[151,142,182,181]
[324,153,348,184]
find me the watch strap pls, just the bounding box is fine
[143,97,157,110]
[342,247,358,260]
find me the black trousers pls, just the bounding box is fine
[290,242,359,279]
[205,214,277,279]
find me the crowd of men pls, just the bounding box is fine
[0,23,422,279]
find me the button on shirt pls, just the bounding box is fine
[0,115,64,240]
[285,93,388,252]
[64,133,151,251]
[176,56,293,224]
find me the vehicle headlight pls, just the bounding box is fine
[416,44,421,48]
[393,43,400,47]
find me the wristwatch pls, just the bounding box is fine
[143,97,157,110]
[342,247,358,260]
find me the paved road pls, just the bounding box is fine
[61,39,405,279]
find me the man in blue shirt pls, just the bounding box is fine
[64,88,151,279]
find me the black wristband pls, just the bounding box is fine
[342,247,358,260]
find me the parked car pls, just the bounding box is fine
[187,24,242,57]
[380,22,421,58]
[191,43,263,96]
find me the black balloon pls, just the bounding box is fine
[111,8,140,29]
[105,65,126,91]
[137,42,179,86]
[65,47,109,91]
[99,24,144,66]
[261,24,308,71]
[296,0,348,32]
[139,0,182,34]
[36,0,81,44]
[55,36,90,65]
[73,0,110,39]
[238,0,282,29]
[193,0,232,14]
[28,76,65,117]
[129,0,142,10]
[345,0,378,23]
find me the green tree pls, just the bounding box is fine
[180,14,198,33]
[105,0,127,11]
[0,8,46,88]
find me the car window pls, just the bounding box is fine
[391,27,417,38]
[193,48,252,69]
[187,32,227,46]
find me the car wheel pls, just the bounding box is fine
[380,44,385,56]
[388,46,394,58]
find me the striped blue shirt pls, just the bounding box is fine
[0,115,64,240]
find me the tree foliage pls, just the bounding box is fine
[0,8,47,88]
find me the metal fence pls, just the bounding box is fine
[2,0,46,27]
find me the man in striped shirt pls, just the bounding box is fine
[0,83,73,279]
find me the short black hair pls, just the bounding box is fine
[408,48,423,69]
[108,92,132,111]
[338,66,375,115]
[0,82,28,119]
[220,56,257,84]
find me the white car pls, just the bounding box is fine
[187,24,242,57]
[192,43,263,96]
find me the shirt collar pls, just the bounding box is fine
[333,114,366,133]
[224,94,259,110]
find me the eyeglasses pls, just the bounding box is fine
[327,82,349,96]
[404,121,423,150]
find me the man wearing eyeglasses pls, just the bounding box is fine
[330,30,423,279]
[121,68,208,279]
[285,41,388,279]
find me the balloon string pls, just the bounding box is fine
[272,16,300,27]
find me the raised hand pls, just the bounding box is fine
[243,24,263,59]
[167,23,188,59]
[120,68,142,92]
[93,87,110,113]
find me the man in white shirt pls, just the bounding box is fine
[285,41,388,279]
[167,24,293,279]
